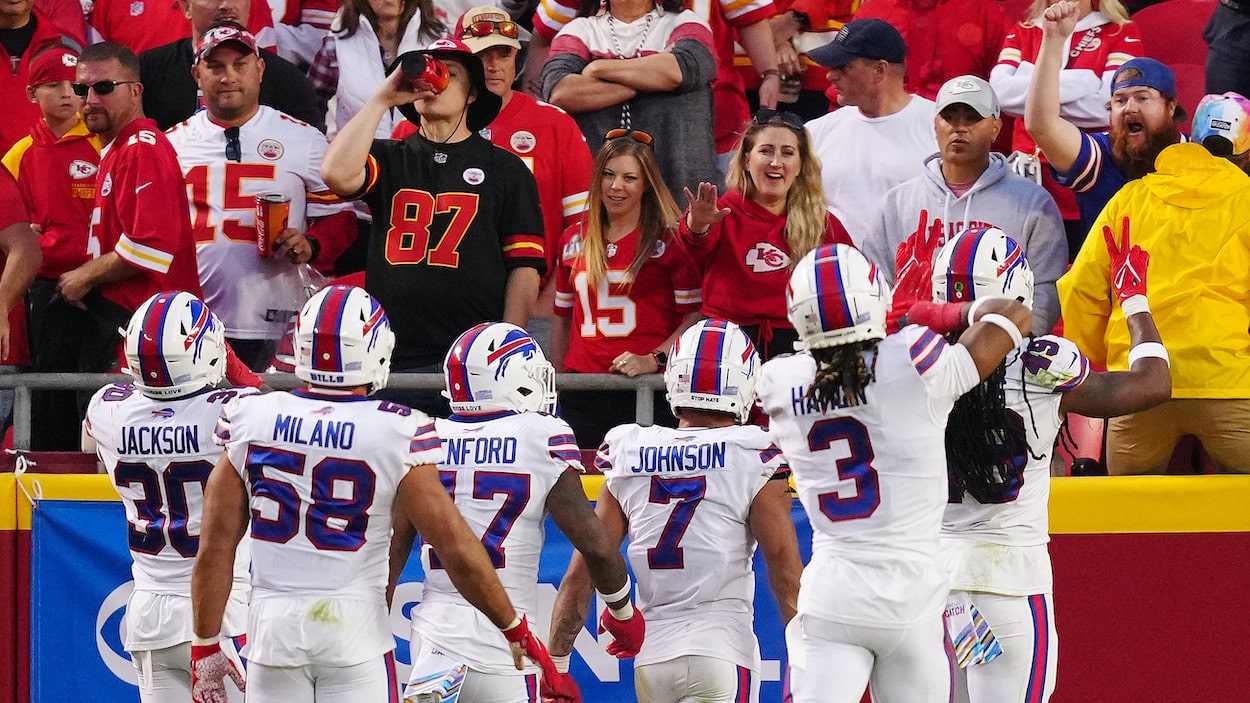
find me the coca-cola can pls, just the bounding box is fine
[255,193,290,256]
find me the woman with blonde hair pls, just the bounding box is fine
[990,0,1140,251]
[551,129,703,446]
[682,109,852,362]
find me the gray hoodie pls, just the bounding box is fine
[862,152,1067,333]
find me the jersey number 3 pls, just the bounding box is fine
[807,417,880,521]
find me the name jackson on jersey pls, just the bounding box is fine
[116,423,203,455]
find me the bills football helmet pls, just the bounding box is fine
[787,243,891,350]
[124,291,226,398]
[293,285,395,392]
[931,226,1034,308]
[664,319,759,423]
[1193,92,1250,157]
[443,322,556,414]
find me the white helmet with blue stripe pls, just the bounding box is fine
[787,243,891,350]
[443,322,556,414]
[664,319,759,423]
[930,225,1033,308]
[124,291,226,399]
[294,285,395,392]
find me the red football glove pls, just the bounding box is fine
[190,640,246,703]
[224,342,265,389]
[502,615,566,691]
[889,212,945,331]
[598,604,645,658]
[1103,217,1150,303]
[539,671,582,703]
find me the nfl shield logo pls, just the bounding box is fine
[130,1,143,15]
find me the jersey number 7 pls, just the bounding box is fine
[647,476,707,569]
[428,470,532,569]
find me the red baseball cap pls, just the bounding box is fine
[27,46,79,88]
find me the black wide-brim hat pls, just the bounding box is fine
[389,38,503,133]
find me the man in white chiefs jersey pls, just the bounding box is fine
[546,319,803,703]
[191,286,568,703]
[756,244,1030,703]
[166,22,355,371]
[85,291,254,703]
[397,322,641,702]
[920,224,1169,703]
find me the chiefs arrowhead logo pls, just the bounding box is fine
[744,242,790,273]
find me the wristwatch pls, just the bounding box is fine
[651,350,668,370]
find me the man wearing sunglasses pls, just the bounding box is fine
[394,6,592,351]
[56,41,202,356]
[167,22,357,371]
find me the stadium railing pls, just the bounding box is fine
[0,372,666,451]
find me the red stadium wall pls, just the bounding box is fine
[3,464,1249,702]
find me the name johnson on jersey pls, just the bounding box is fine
[629,442,727,473]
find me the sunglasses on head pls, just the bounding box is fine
[71,80,139,98]
[605,128,653,145]
[464,19,519,39]
[753,109,805,131]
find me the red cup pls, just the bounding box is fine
[255,193,290,256]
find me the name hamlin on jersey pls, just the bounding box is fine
[629,442,727,473]
[272,414,356,449]
[118,424,202,455]
[789,385,854,415]
[442,436,519,465]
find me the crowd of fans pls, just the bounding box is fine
[0,0,1247,475]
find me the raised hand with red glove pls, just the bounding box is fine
[887,211,946,332]
[1103,216,1151,314]
[190,636,246,703]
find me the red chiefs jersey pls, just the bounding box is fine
[3,117,100,279]
[0,9,80,154]
[0,169,31,365]
[88,0,190,53]
[393,93,592,283]
[90,118,202,311]
[553,226,701,373]
[678,189,851,328]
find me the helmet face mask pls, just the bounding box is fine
[931,226,1034,308]
[444,322,556,414]
[787,244,891,350]
[664,319,759,424]
[124,291,226,399]
[294,286,395,393]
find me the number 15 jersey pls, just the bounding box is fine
[756,327,981,628]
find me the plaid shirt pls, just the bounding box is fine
[308,34,338,116]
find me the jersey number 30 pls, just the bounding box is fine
[807,417,880,521]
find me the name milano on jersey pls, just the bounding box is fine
[597,423,787,670]
[86,383,258,650]
[167,107,350,339]
[412,411,583,676]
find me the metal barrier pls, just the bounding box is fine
[0,372,666,450]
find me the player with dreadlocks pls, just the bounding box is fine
[756,243,1030,703]
[925,223,1171,703]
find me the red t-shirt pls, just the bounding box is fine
[678,189,851,328]
[553,226,701,373]
[90,118,202,311]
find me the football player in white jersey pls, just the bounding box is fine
[756,244,1031,703]
[86,291,254,703]
[397,322,641,703]
[545,319,804,703]
[923,224,1170,703]
[191,286,568,703]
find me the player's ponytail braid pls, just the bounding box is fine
[945,339,1031,503]
[806,341,879,409]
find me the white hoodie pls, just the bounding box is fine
[862,152,1068,333]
